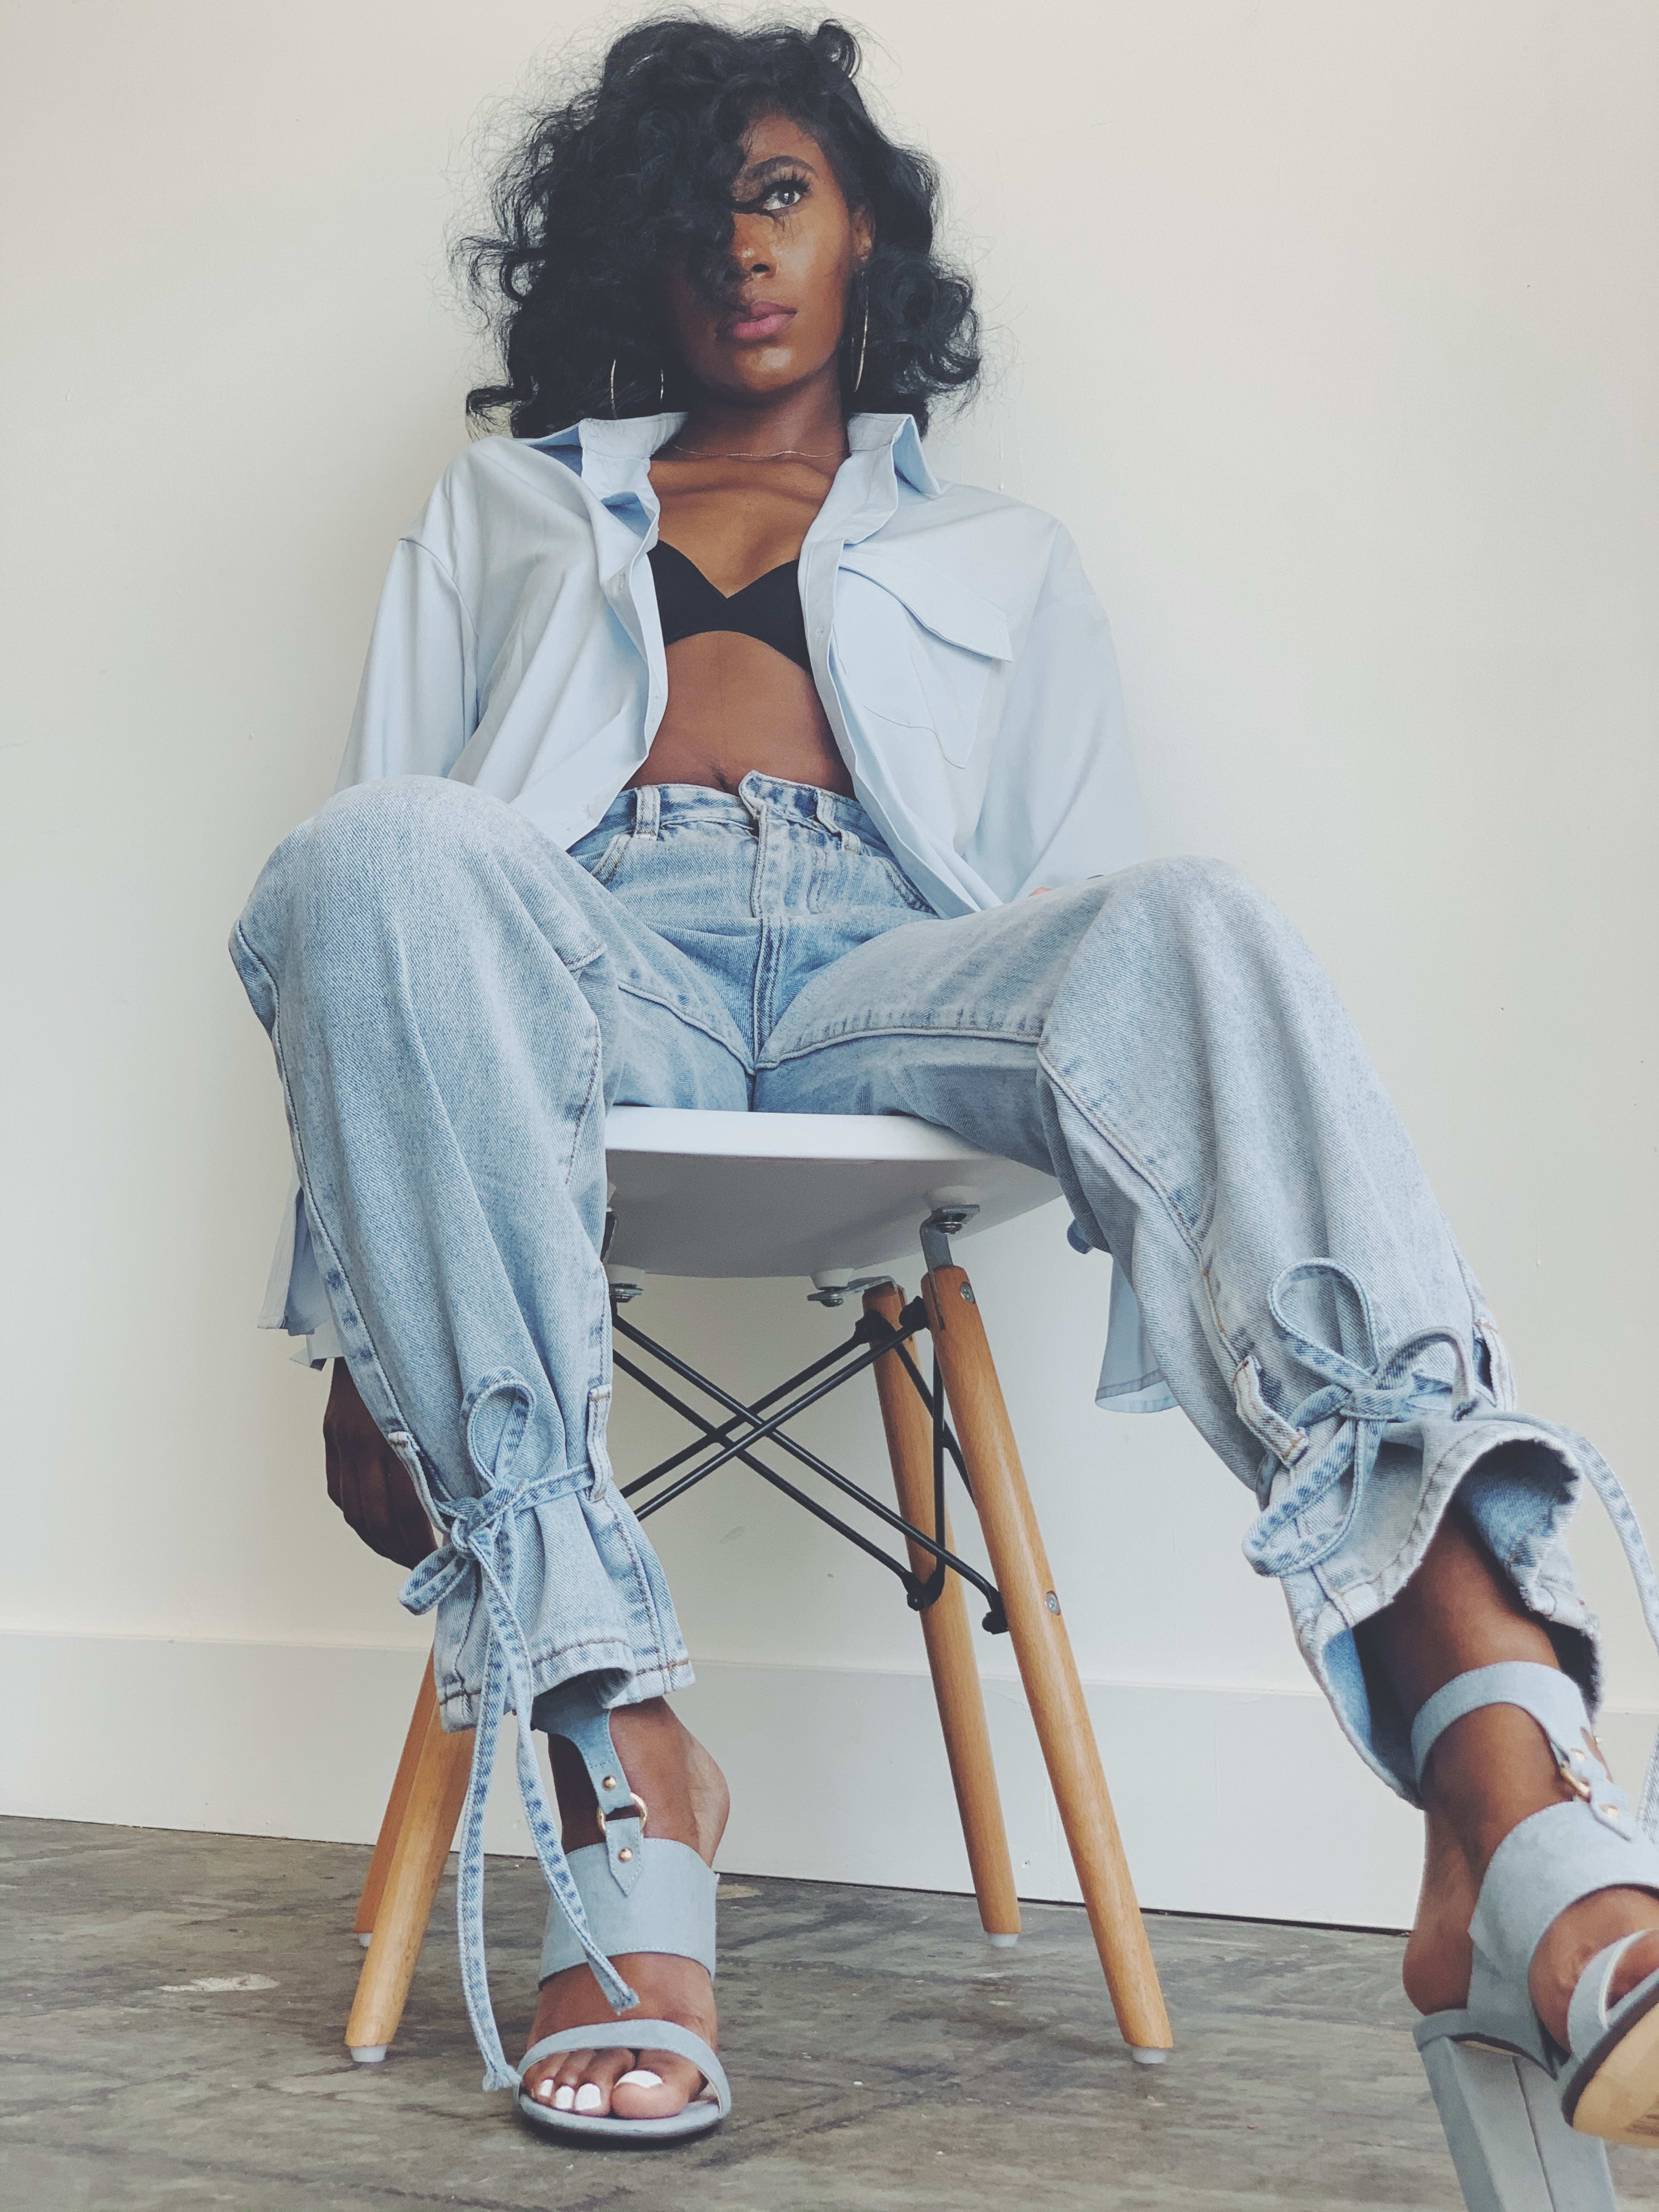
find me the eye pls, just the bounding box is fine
[741,170,811,216]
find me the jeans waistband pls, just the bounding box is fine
[594,772,890,852]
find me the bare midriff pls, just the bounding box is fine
[627,451,854,798]
[630,632,852,795]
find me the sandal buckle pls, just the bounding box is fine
[1558,1756,1594,1802]
[595,1792,648,1834]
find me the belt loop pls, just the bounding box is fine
[815,788,860,851]
[632,784,660,839]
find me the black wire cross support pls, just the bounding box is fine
[610,1292,1008,1635]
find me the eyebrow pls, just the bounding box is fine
[735,151,819,186]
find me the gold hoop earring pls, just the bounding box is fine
[853,295,869,395]
[609,359,665,417]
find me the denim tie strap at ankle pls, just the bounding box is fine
[1244,1258,1659,1835]
[1242,1259,1482,1580]
[391,1403,639,2093]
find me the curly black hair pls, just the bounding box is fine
[459,15,980,437]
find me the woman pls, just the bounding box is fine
[232,14,1659,2189]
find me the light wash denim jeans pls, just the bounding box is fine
[232,769,1656,2085]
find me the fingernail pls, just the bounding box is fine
[553,2084,575,2111]
[616,2068,662,2088]
[574,2082,603,2112]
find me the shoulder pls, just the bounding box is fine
[872,477,1079,621]
[402,434,594,575]
[891,474,1071,559]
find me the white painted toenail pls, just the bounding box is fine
[534,2079,556,2101]
[553,2085,575,2110]
[616,2069,662,2088]
[574,2082,603,2112]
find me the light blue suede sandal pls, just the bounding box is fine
[1412,1661,1659,2207]
[515,1679,727,2145]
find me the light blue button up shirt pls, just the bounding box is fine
[337,410,1147,911]
[262,409,1171,1408]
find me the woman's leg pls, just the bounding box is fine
[521,1699,731,2118]
[758,857,1658,2013]
[1361,1497,1659,2040]
[232,774,747,2109]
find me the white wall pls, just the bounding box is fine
[3,1,1656,1933]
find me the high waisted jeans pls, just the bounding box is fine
[232,770,1656,2082]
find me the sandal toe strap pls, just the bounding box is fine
[1567,1933,1659,2061]
[518,2020,730,2114]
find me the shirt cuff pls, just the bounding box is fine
[1094,1260,1177,1414]
[260,1170,343,1367]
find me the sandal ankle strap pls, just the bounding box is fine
[532,1679,649,1898]
[1411,1662,1624,1829]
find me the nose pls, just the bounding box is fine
[729,214,773,282]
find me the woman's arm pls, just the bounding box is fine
[965,524,1149,901]
[271,533,480,1444]
[322,1358,435,1568]
[335,534,478,792]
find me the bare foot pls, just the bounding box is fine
[521,1698,729,2122]
[1403,1703,1659,2046]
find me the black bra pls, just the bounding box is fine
[648,539,812,676]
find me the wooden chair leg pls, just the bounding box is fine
[353,1654,438,1945]
[865,1284,1022,1944]
[922,1261,1174,2058]
[344,1672,476,2063]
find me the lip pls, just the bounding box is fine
[720,299,795,343]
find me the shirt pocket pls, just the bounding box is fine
[831,547,1012,768]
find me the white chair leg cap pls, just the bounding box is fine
[986,1932,1019,1948]
[356,1932,372,1949]
[1131,2047,1169,2067]
[349,2045,388,2066]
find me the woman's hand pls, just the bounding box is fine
[323,1359,436,1569]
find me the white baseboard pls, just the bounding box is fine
[6,1631,1653,1931]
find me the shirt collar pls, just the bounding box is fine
[532,410,941,504]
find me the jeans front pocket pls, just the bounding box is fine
[872,853,935,915]
[570,827,633,888]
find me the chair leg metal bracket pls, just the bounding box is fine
[611,1294,1007,1633]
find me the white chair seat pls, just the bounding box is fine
[602,1107,1059,1283]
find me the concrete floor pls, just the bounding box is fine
[7,1817,1659,2210]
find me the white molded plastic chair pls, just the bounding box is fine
[344,1110,1174,2069]
[600,1104,1062,1290]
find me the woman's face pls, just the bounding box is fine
[658,111,873,407]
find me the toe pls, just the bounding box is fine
[570,2044,635,2118]
[524,2050,591,2112]
[610,2049,703,2119]
[1609,1926,1659,2005]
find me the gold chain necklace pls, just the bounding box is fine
[661,439,845,463]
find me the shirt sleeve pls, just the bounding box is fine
[334,536,478,792]
[258,531,477,1359]
[964,524,1149,901]
[257,1171,343,1369]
